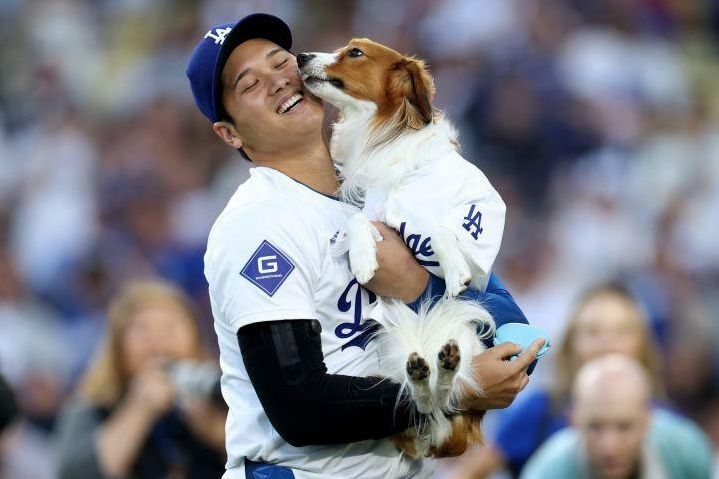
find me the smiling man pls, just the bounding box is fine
[186,13,544,479]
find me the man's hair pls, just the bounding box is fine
[218,107,252,162]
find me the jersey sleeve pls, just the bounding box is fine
[205,203,321,332]
[445,163,506,287]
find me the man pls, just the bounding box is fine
[186,13,545,479]
[522,355,713,479]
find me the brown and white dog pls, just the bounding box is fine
[299,39,507,458]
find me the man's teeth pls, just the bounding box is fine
[278,93,303,114]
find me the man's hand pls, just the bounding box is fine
[460,339,546,410]
[363,222,429,302]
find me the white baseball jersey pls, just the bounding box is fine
[362,149,506,291]
[204,167,433,479]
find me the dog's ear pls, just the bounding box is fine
[389,57,435,128]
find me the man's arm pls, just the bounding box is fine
[364,221,544,411]
[238,319,420,446]
[363,222,429,302]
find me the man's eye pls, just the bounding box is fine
[348,48,363,58]
[275,59,289,69]
[242,80,259,93]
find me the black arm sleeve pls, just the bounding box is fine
[237,319,420,447]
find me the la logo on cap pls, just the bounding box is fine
[205,27,232,45]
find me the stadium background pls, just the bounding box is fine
[0,0,718,477]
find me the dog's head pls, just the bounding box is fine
[298,38,435,130]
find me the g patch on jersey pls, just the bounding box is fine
[240,240,295,296]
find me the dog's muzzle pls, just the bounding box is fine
[297,53,316,68]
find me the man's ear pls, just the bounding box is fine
[388,57,435,128]
[212,121,244,150]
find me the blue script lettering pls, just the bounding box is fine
[336,279,378,350]
[399,222,439,267]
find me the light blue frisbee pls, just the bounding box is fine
[494,323,551,360]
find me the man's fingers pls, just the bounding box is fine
[489,341,524,360]
[512,339,546,371]
[518,373,530,392]
[370,221,394,240]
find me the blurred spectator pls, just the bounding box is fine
[0,244,73,451]
[55,280,226,479]
[521,354,712,479]
[0,369,55,479]
[0,372,18,434]
[445,282,664,478]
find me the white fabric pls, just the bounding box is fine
[205,167,433,479]
[362,149,506,291]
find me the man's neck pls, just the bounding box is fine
[252,141,339,196]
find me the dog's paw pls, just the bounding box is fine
[350,246,379,284]
[443,266,471,297]
[347,215,380,284]
[438,339,460,371]
[407,352,431,381]
[407,352,433,413]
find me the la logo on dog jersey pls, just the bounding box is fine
[462,204,484,240]
[240,240,295,296]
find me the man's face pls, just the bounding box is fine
[219,38,324,155]
[573,389,649,479]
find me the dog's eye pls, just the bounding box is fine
[348,48,364,58]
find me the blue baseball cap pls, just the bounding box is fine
[186,13,293,123]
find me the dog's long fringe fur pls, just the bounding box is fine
[335,111,460,207]
[368,297,494,453]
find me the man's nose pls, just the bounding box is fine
[297,53,315,68]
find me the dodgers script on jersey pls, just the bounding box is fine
[362,150,506,292]
[204,167,433,479]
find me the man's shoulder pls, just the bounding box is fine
[208,175,307,245]
[649,409,714,478]
[521,428,581,479]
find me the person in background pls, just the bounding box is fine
[447,282,665,478]
[55,280,227,479]
[0,372,18,436]
[521,354,712,479]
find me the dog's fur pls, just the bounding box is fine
[300,38,505,457]
[370,298,493,458]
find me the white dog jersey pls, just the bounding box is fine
[361,149,506,292]
[204,167,433,479]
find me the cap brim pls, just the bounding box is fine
[212,13,293,121]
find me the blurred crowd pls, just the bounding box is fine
[0,0,718,478]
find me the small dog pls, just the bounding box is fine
[299,39,505,457]
[298,39,506,296]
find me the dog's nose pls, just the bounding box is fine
[297,53,315,68]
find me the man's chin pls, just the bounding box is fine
[597,462,633,479]
[303,90,323,107]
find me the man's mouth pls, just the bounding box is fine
[277,92,304,114]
